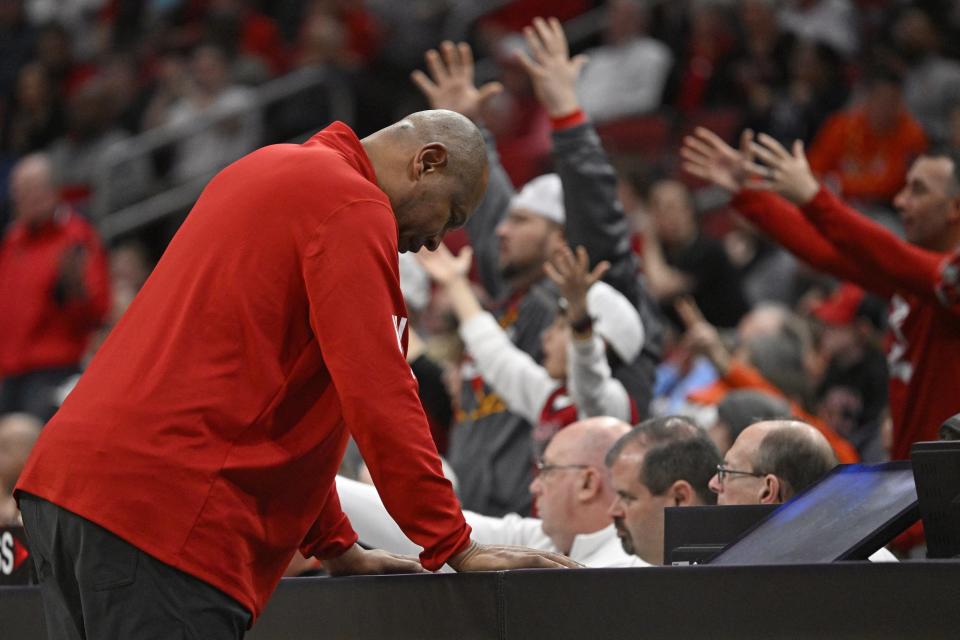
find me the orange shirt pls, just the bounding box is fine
[808,109,927,204]
[688,360,859,464]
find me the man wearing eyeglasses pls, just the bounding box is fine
[708,419,838,506]
[335,417,645,568]
[708,419,899,562]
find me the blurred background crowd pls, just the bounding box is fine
[2,0,960,558]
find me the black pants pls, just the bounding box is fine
[19,494,251,640]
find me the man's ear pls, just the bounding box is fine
[758,474,782,504]
[577,468,601,502]
[416,143,448,177]
[669,480,696,507]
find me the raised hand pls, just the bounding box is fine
[411,41,503,121]
[681,127,754,193]
[322,543,425,576]
[514,16,586,117]
[745,133,821,205]
[447,540,583,572]
[674,297,731,375]
[416,243,473,287]
[543,245,609,322]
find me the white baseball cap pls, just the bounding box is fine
[509,173,565,225]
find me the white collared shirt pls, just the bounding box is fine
[335,476,647,569]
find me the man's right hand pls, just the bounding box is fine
[447,540,583,571]
[411,41,502,122]
[681,127,754,193]
[544,245,609,324]
[514,16,586,118]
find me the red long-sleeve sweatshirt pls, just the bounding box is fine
[730,187,960,460]
[16,122,471,620]
[0,207,110,376]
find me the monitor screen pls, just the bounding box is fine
[709,462,918,565]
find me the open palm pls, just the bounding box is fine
[681,127,753,193]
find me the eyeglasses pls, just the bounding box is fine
[536,460,590,476]
[715,464,764,484]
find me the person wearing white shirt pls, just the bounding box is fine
[337,417,647,569]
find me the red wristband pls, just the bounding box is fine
[550,109,587,130]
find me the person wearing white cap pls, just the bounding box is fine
[418,241,644,456]
[411,19,662,516]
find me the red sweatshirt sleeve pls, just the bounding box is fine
[800,187,957,313]
[302,200,471,570]
[299,483,359,560]
[730,190,895,297]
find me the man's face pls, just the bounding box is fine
[11,160,58,228]
[495,209,558,280]
[529,437,588,543]
[540,316,570,380]
[394,170,475,254]
[893,157,959,251]
[708,428,765,505]
[607,447,670,563]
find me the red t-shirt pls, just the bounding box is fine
[731,188,960,460]
[16,122,471,620]
[0,207,110,376]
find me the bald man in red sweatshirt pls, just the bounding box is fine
[15,109,577,640]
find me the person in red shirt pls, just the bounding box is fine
[15,110,577,640]
[682,127,960,463]
[0,153,110,421]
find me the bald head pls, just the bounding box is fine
[402,110,488,202]
[713,419,838,505]
[530,417,631,552]
[750,420,837,500]
[551,417,632,469]
[0,413,42,493]
[10,153,59,228]
[363,109,488,253]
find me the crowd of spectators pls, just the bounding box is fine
[3,0,960,567]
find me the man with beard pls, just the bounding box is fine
[605,416,720,564]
